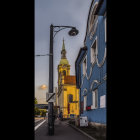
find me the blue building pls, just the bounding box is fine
[75,0,106,126]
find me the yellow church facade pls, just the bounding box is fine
[57,39,79,118]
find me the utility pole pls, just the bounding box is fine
[48,24,54,135]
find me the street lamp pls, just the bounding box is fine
[68,27,79,36]
[48,24,79,135]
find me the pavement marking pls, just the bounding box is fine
[35,120,46,131]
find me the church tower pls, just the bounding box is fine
[58,39,70,83]
[57,39,79,118]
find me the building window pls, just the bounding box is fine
[88,2,98,33]
[80,101,84,114]
[105,18,107,43]
[100,95,106,108]
[83,55,87,76]
[64,88,67,91]
[68,94,73,103]
[84,95,87,111]
[91,89,98,109]
[91,38,97,64]
[90,20,98,40]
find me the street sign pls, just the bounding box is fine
[46,93,55,102]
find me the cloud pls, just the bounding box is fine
[35,0,91,93]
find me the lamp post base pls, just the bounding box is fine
[48,102,54,135]
[48,123,54,135]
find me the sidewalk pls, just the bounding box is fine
[68,121,106,140]
[35,118,92,140]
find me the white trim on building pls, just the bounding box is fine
[105,18,107,43]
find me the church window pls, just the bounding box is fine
[68,94,73,103]
[63,70,66,76]
[64,88,67,91]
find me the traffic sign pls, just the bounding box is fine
[46,93,55,102]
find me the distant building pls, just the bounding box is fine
[75,0,106,126]
[57,39,79,118]
[35,104,48,110]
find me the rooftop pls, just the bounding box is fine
[64,75,76,85]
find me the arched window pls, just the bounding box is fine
[88,2,98,33]
[63,70,66,76]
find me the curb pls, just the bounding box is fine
[68,123,97,140]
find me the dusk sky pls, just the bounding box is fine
[35,0,91,103]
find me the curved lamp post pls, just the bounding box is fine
[48,24,79,135]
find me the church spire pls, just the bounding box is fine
[61,38,66,59]
[62,38,65,51]
[59,38,69,65]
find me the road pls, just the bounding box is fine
[35,119,92,140]
[35,118,45,127]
